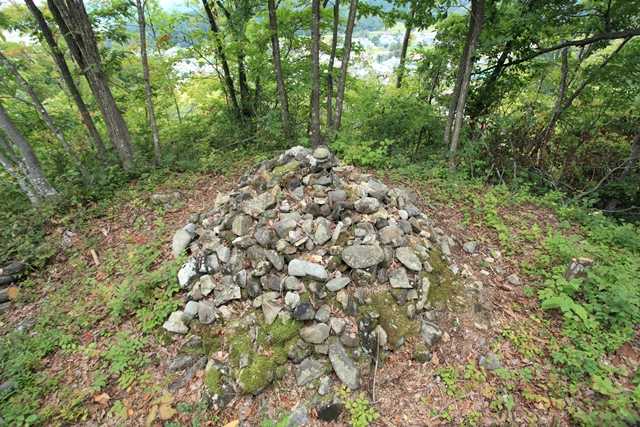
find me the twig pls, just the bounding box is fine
[372,328,380,402]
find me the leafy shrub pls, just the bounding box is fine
[332,137,393,168]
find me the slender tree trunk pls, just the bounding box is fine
[201,0,241,119]
[268,0,292,139]
[621,131,640,178]
[0,135,41,204]
[310,0,322,147]
[333,0,358,132]
[0,103,57,202]
[0,50,89,180]
[468,40,512,120]
[448,0,485,171]
[396,1,416,89]
[136,0,161,165]
[237,51,253,119]
[535,37,630,161]
[427,59,443,104]
[24,0,107,163]
[49,0,135,172]
[327,0,340,128]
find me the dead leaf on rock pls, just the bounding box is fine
[223,420,239,427]
[145,404,158,427]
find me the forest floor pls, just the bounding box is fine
[1,156,638,426]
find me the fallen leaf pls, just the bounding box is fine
[145,404,158,427]
[223,420,239,427]
[93,392,110,405]
[158,404,176,420]
[6,286,18,300]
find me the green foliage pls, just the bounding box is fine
[102,332,148,389]
[332,136,393,168]
[337,386,380,427]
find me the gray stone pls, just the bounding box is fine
[300,323,330,344]
[177,259,198,289]
[285,291,301,309]
[389,266,412,289]
[168,354,196,372]
[172,228,194,257]
[183,301,199,320]
[313,217,332,245]
[255,227,276,247]
[420,320,442,347]
[198,274,216,297]
[479,352,502,370]
[261,273,284,291]
[326,276,350,292]
[315,305,331,322]
[232,214,254,236]
[395,247,422,272]
[379,225,406,247]
[328,340,360,390]
[274,217,299,238]
[340,332,359,347]
[262,295,283,325]
[216,246,231,263]
[354,197,380,214]
[463,241,478,254]
[241,191,276,218]
[318,375,331,395]
[327,190,347,207]
[313,146,330,161]
[163,311,188,334]
[265,250,284,271]
[285,276,304,291]
[365,179,389,200]
[287,404,310,427]
[293,303,316,321]
[507,273,522,286]
[341,245,385,269]
[330,317,346,335]
[296,357,326,386]
[198,301,217,324]
[288,259,328,281]
[213,282,241,306]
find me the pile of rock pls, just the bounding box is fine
[164,146,458,410]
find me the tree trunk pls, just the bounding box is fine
[333,0,358,132]
[0,50,90,180]
[268,0,292,139]
[237,51,254,119]
[136,0,161,165]
[201,0,241,119]
[310,0,322,147]
[447,0,485,171]
[396,1,416,89]
[0,135,41,204]
[24,0,107,163]
[326,0,340,128]
[427,59,443,104]
[0,103,57,202]
[49,0,135,172]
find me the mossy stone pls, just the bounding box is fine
[360,291,419,348]
[204,367,222,395]
[237,355,276,395]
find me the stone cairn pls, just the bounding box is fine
[164,146,455,413]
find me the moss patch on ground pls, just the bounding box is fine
[360,291,419,347]
[424,248,460,309]
[237,355,276,395]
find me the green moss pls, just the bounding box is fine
[238,355,275,395]
[360,291,419,347]
[229,333,254,368]
[272,160,300,178]
[204,368,222,395]
[269,319,301,345]
[190,324,222,356]
[424,249,460,309]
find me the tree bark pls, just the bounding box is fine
[447,0,485,171]
[0,50,89,180]
[136,0,161,165]
[0,135,40,204]
[201,0,241,119]
[268,0,292,139]
[0,103,58,202]
[537,47,569,155]
[326,0,340,128]
[24,0,107,163]
[396,1,416,89]
[310,0,322,147]
[333,0,358,132]
[49,0,135,172]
